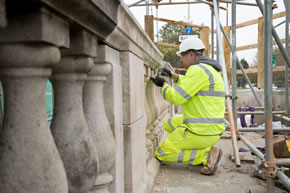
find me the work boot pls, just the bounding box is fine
[200,146,223,175]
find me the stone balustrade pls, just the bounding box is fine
[0,1,172,193]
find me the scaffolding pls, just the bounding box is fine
[212,0,290,191]
[130,0,290,192]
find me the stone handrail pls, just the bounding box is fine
[0,1,171,193]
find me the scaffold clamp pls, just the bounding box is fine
[264,171,277,178]
[263,160,276,168]
[263,160,277,178]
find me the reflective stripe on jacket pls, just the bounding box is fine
[161,62,225,135]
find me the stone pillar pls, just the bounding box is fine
[148,68,161,150]
[150,69,161,121]
[121,51,147,193]
[50,30,98,193]
[0,8,69,193]
[100,45,124,193]
[145,68,157,158]
[83,60,116,193]
[0,43,68,193]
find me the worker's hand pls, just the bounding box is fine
[150,76,166,87]
[159,67,172,77]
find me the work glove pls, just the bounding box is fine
[151,76,166,87]
[159,67,172,77]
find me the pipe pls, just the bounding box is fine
[218,0,259,6]
[238,133,264,160]
[277,170,290,191]
[284,0,289,113]
[225,111,285,115]
[274,20,286,28]
[255,0,290,68]
[263,0,275,191]
[216,0,219,62]
[128,0,145,7]
[276,159,290,167]
[281,116,290,122]
[213,0,241,167]
[238,127,290,132]
[226,107,265,110]
[220,24,262,106]
[131,1,228,10]
[231,0,237,127]
[211,7,214,59]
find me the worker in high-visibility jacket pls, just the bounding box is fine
[151,37,225,175]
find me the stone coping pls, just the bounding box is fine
[106,1,164,69]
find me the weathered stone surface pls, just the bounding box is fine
[124,116,148,193]
[0,43,68,193]
[83,62,116,193]
[41,0,119,40]
[0,1,171,193]
[120,51,145,125]
[97,45,124,193]
[0,43,60,68]
[0,8,69,47]
[61,29,97,57]
[106,1,163,68]
[50,55,98,193]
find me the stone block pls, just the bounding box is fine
[39,0,119,39]
[121,51,145,125]
[145,158,160,193]
[90,0,119,22]
[61,30,97,57]
[0,8,69,47]
[124,116,147,193]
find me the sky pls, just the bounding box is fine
[123,0,287,66]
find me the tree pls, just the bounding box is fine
[238,58,249,69]
[273,46,290,66]
[157,23,199,68]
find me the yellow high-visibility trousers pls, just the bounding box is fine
[155,115,221,166]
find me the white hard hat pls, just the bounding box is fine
[176,37,205,55]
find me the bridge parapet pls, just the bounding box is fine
[0,1,171,193]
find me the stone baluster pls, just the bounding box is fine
[145,67,156,157]
[146,85,156,125]
[150,69,161,120]
[144,68,153,161]
[83,60,115,193]
[50,30,98,193]
[154,83,166,145]
[0,8,69,193]
[0,43,68,193]
[148,68,161,149]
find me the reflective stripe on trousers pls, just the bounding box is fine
[177,149,197,165]
[183,118,224,124]
[159,148,197,165]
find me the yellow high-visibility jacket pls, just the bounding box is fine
[161,56,225,136]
